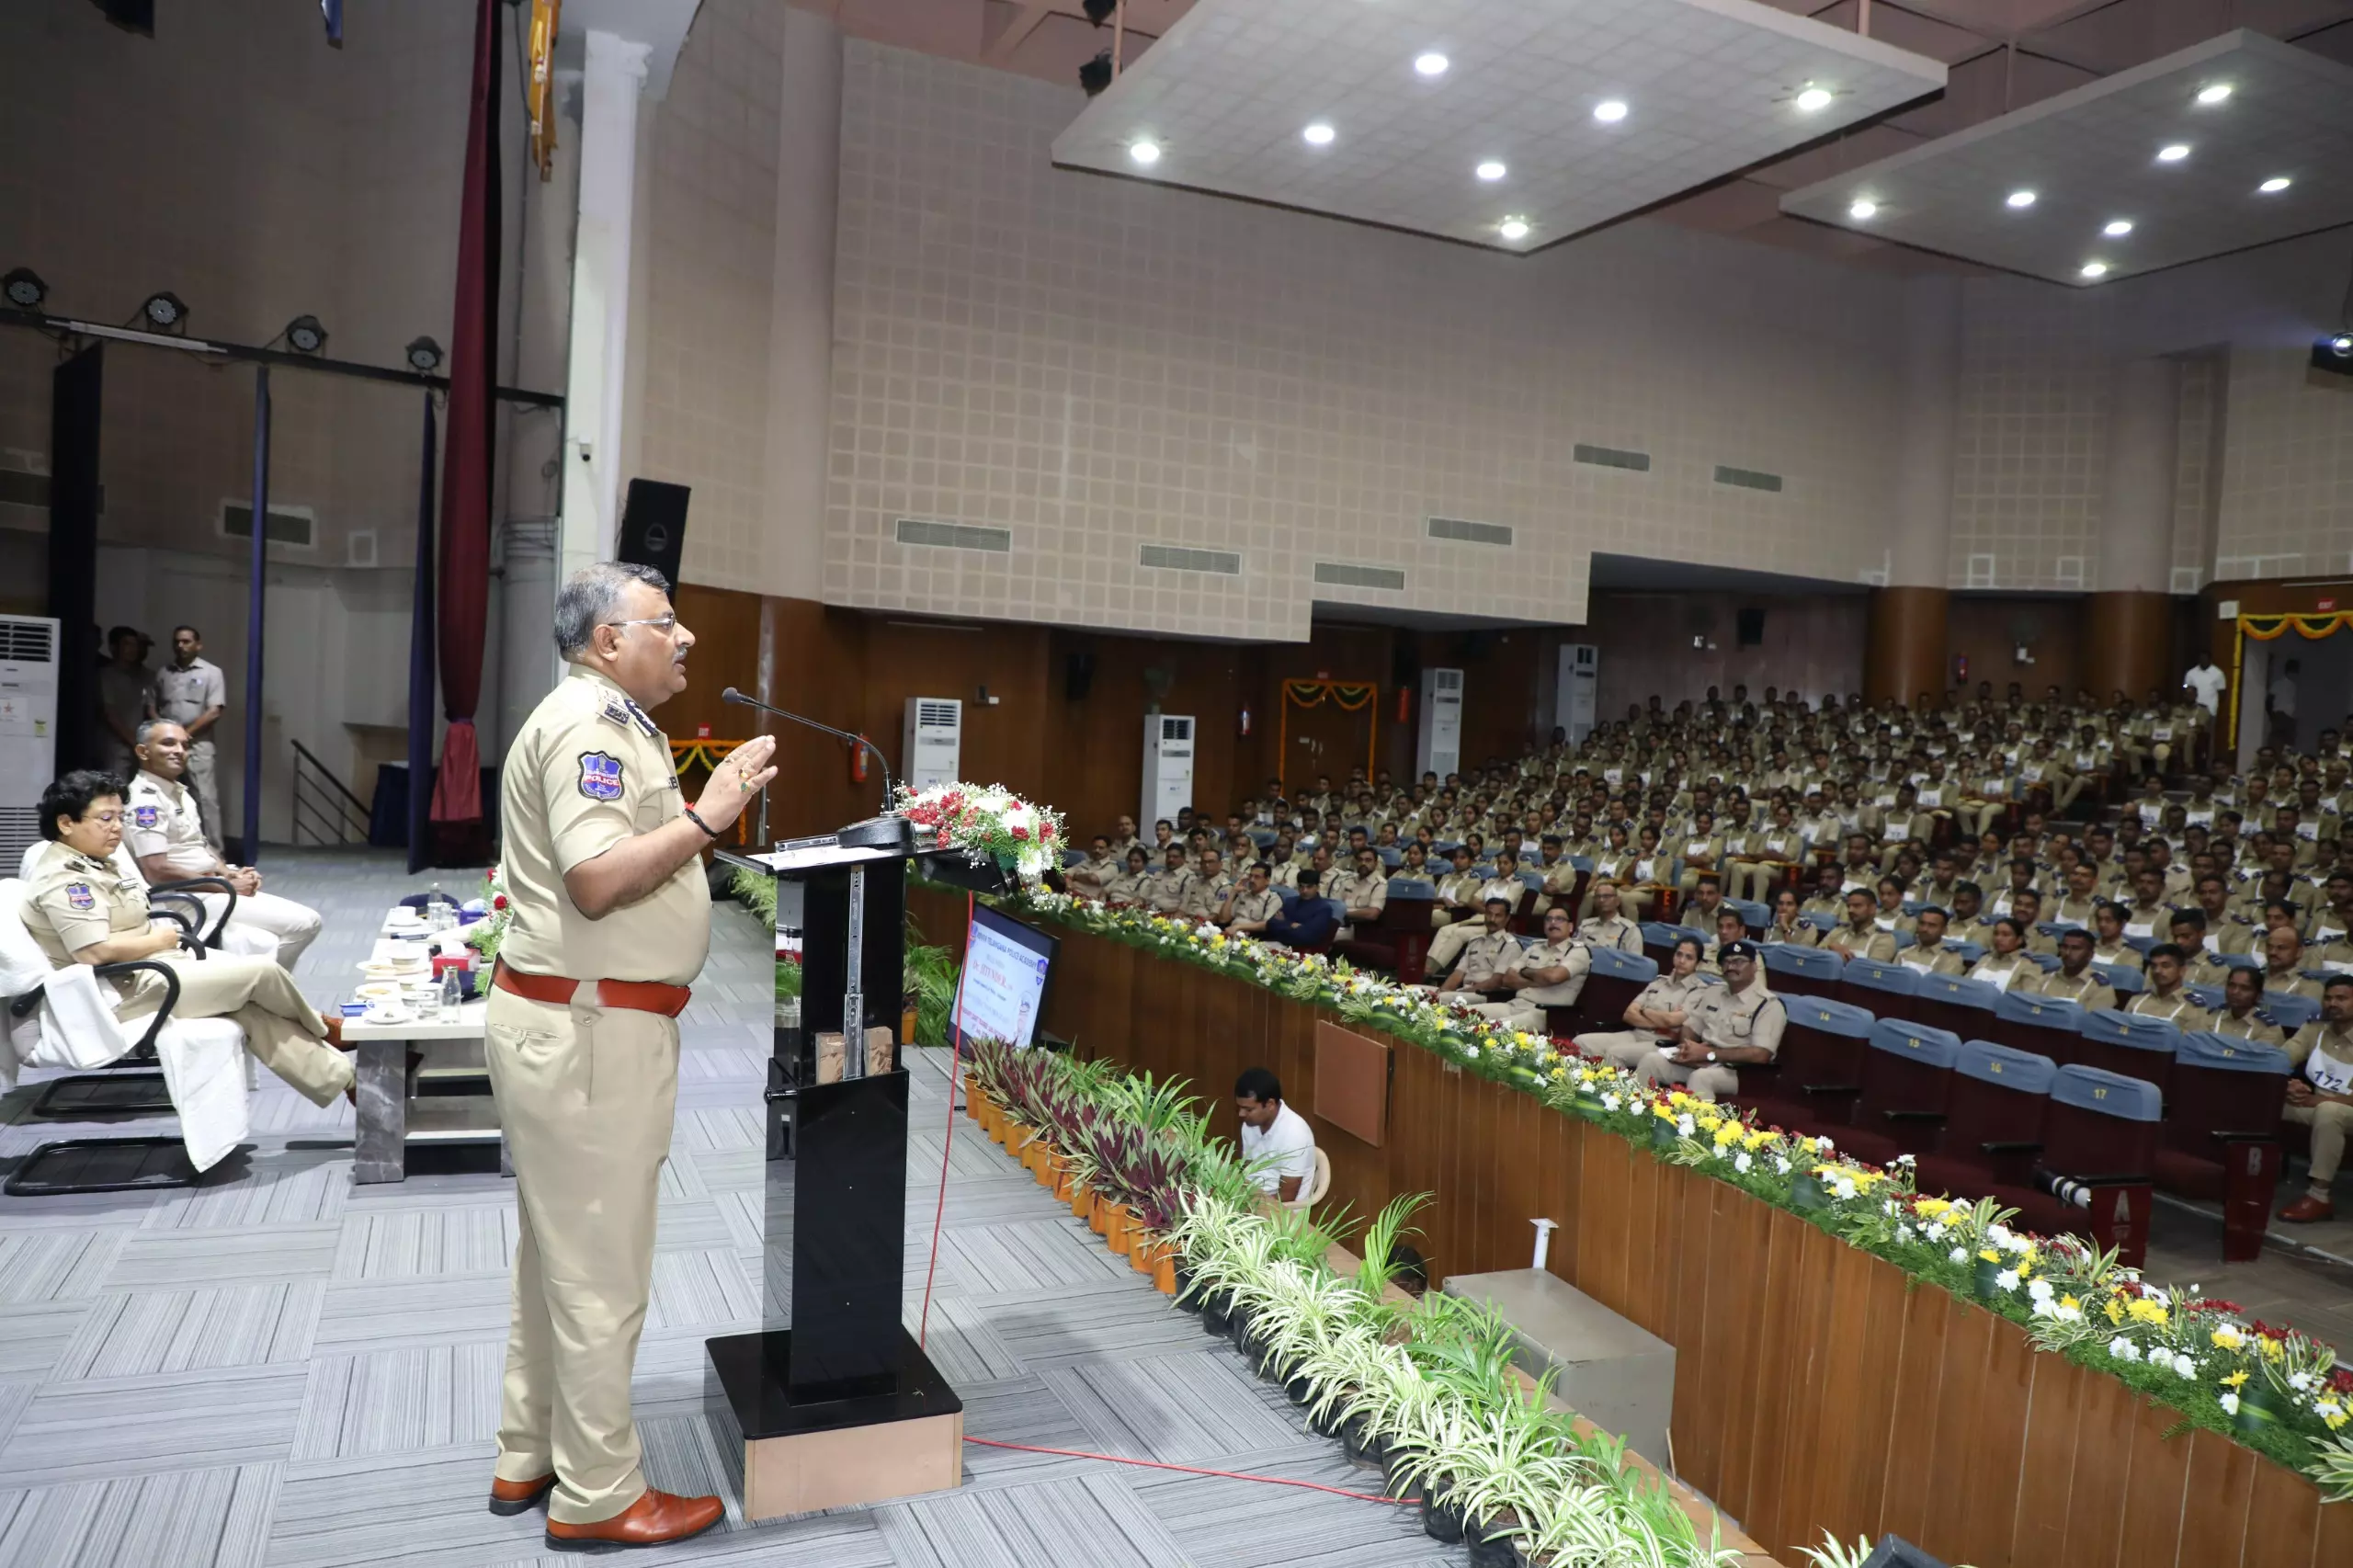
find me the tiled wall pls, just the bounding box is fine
[637,0,786,593]
[2211,344,2353,581]
[818,41,1912,640]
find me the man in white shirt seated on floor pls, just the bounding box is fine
[121,719,323,970]
[1234,1066,1316,1209]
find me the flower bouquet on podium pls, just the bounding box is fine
[899,782,1065,894]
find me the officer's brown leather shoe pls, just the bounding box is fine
[2278,1193,2336,1223]
[544,1489,722,1551]
[487,1473,555,1516]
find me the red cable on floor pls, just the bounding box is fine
[916,890,974,1350]
[961,1437,1415,1505]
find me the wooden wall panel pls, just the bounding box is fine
[1023,929,2326,1567]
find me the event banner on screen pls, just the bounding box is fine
[957,924,1051,1048]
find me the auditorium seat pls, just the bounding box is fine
[1574,946,1657,1043]
[1735,994,1872,1128]
[2154,1030,2292,1263]
[1912,972,2001,1040]
[1838,957,1920,1017]
[1334,881,1436,980]
[2089,964,2145,996]
[1640,922,1707,968]
[1984,1065,2163,1268]
[1730,898,1768,935]
[1993,989,2086,1067]
[1910,1041,2057,1199]
[1762,944,1842,998]
[1824,1019,1963,1168]
[2075,1009,2178,1094]
[2261,992,2322,1032]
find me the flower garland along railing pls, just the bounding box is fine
[975,886,2353,1499]
[960,1034,1748,1566]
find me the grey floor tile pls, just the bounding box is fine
[0,1231,125,1304]
[290,1342,504,1461]
[1042,1348,1306,1465]
[939,1220,1133,1296]
[143,1154,348,1232]
[315,1274,511,1353]
[0,1461,280,1568]
[105,1224,340,1292]
[52,1282,324,1381]
[872,1471,1188,1568]
[0,1365,306,1486]
[332,1205,515,1280]
[0,1301,96,1381]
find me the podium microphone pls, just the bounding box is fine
[721,687,897,812]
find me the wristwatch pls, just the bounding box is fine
[1706,1050,1718,1063]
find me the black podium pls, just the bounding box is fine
[704,815,967,1519]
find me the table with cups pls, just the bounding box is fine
[347,902,499,1184]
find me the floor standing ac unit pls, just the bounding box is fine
[902,698,963,791]
[1558,643,1598,743]
[0,615,60,867]
[1141,714,1194,830]
[1416,668,1463,778]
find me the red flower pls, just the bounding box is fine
[1011,825,1029,840]
[492,893,508,911]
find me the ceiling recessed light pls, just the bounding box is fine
[1498,217,1530,241]
[2156,143,2190,162]
[1593,99,1628,123]
[1302,121,1336,146]
[2102,219,2133,236]
[2006,189,2036,210]
[2258,176,2292,193]
[1794,85,1834,113]
[1475,160,1506,182]
[2079,261,2109,278]
[1128,138,1161,166]
[2196,83,2232,105]
[1414,51,1449,78]
[1847,199,1878,220]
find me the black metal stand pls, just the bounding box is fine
[707,818,962,1494]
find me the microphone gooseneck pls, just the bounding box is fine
[722,687,897,814]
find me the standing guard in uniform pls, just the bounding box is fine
[484,563,776,1551]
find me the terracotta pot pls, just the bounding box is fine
[987,1105,1008,1145]
[1086,1189,1109,1234]
[1047,1157,1073,1200]
[1101,1201,1131,1251]
[962,1072,982,1118]
[1070,1181,1094,1221]
[1153,1249,1177,1296]
[901,1006,919,1045]
[1008,1124,1035,1160]
[1130,1233,1163,1278]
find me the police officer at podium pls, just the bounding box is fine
[485,562,775,1551]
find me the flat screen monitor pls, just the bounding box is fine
[953,904,1059,1050]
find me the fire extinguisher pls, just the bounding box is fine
[849,736,869,785]
[1238,706,1252,737]
[1396,687,1412,726]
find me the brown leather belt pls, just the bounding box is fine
[494,961,691,1017]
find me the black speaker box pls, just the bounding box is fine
[618,478,690,587]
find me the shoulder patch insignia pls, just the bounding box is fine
[65,881,95,910]
[578,751,625,801]
[132,804,160,829]
[599,697,632,727]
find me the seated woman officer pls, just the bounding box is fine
[20,770,355,1108]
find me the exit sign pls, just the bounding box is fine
[2321,599,2337,612]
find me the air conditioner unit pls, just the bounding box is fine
[1416,669,1462,778]
[1141,714,1194,829]
[0,616,61,868]
[1558,643,1598,743]
[902,698,962,791]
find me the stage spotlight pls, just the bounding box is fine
[1079,49,1113,97]
[404,335,444,372]
[1082,0,1115,23]
[284,314,328,355]
[142,290,188,330]
[2,267,46,310]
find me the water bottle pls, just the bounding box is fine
[427,881,449,931]
[439,965,462,1020]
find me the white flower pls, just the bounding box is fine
[1601,1094,1621,1112]
[1832,1177,1858,1201]
[2028,1278,2054,1304]
[1949,1247,1968,1265]
[2031,1299,2057,1320]
[2219,1392,2240,1415]
[2170,1353,2196,1377]
[2055,1301,2084,1324]
[1996,1269,2020,1292]
[2108,1336,2140,1362]
[1677,1114,1696,1136]
[1733,1152,1753,1174]
[2290,1371,2314,1392]
[1816,1137,1835,1154]
[1897,1224,1915,1243]
[1926,1221,1949,1241]
[1882,1199,1898,1216]
[1893,1153,1916,1167]
[1987,1223,2015,1248]
[1774,1156,1792,1175]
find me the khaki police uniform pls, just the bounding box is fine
[487,667,710,1527]
[2283,1021,2353,1195]
[1894,942,1967,977]
[1823,923,1898,963]
[1182,872,1236,924]
[1969,951,2042,993]
[1226,887,1282,929]
[1472,936,1586,1030]
[153,655,228,848]
[18,840,350,1106]
[1428,873,1522,968]
[2211,1009,2289,1047]
[123,768,322,969]
[2026,967,2118,1014]
[2126,989,2211,1026]
[1101,869,1150,905]
[1577,913,1643,955]
[1763,919,1820,949]
[1636,980,1785,1101]
[1582,972,1709,1072]
[1143,864,1197,915]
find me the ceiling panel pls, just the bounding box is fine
[1779,28,2353,284]
[1047,0,1947,252]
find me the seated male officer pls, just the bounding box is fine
[123,719,323,969]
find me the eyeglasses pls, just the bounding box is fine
[603,614,679,636]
